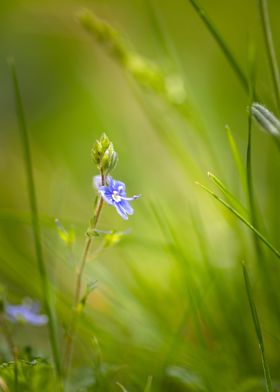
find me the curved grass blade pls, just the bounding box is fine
[116,382,129,392]
[242,262,273,392]
[8,59,62,379]
[196,182,280,259]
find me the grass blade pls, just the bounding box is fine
[207,172,247,215]
[9,60,62,379]
[258,0,280,112]
[196,182,280,259]
[225,125,247,191]
[242,262,273,392]
[187,0,249,94]
[116,382,129,392]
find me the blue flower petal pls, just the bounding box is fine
[99,188,114,205]
[114,203,128,220]
[93,175,102,189]
[119,200,134,215]
[107,176,115,191]
[113,180,126,195]
[6,302,48,326]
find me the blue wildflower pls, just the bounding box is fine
[94,176,140,220]
[5,300,48,326]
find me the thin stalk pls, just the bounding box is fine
[246,86,258,229]
[0,314,19,391]
[9,60,62,378]
[246,95,263,259]
[258,0,280,112]
[226,125,247,192]
[242,263,273,392]
[187,0,249,95]
[196,182,280,259]
[63,176,104,377]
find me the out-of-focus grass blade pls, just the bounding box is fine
[196,182,280,259]
[116,382,129,392]
[242,262,273,392]
[258,0,280,112]
[8,59,62,379]
[207,172,247,215]
[187,0,249,95]
[143,375,153,392]
[225,125,247,191]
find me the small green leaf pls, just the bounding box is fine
[80,281,98,308]
[55,219,75,247]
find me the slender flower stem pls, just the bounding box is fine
[0,314,19,391]
[259,0,280,113]
[8,60,62,379]
[63,174,105,377]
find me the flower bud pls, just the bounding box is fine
[251,103,280,138]
[91,133,117,174]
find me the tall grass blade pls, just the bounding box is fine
[196,182,280,259]
[187,0,249,94]
[246,68,258,227]
[8,60,62,378]
[242,262,273,392]
[258,0,280,112]
[225,125,247,191]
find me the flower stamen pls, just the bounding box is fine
[112,190,121,202]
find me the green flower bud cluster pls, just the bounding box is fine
[91,133,117,174]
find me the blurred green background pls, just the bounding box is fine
[1,0,280,391]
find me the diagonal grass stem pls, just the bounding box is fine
[196,182,280,259]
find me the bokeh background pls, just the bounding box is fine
[1,0,280,391]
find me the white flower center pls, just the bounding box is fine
[112,190,121,202]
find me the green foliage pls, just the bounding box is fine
[0,359,56,392]
[1,1,280,391]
